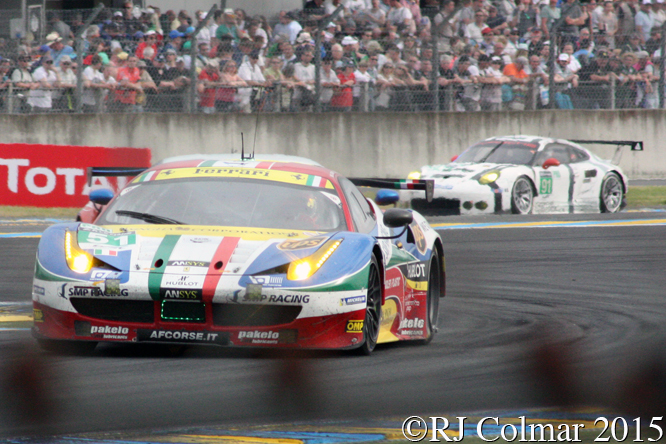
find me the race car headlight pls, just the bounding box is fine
[65,230,94,274]
[407,171,421,180]
[478,171,500,185]
[287,239,342,281]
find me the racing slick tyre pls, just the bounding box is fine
[416,250,441,345]
[511,176,534,214]
[357,256,382,356]
[600,172,623,213]
[37,339,97,355]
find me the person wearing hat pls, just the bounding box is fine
[273,10,303,45]
[479,27,496,54]
[331,58,356,112]
[551,53,578,108]
[54,54,77,112]
[318,56,341,111]
[135,30,158,61]
[479,54,510,111]
[46,32,75,68]
[237,49,267,112]
[216,8,241,43]
[10,54,39,113]
[196,57,223,113]
[635,0,655,44]
[632,49,657,107]
[577,49,613,108]
[27,54,58,113]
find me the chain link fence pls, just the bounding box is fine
[0,6,665,114]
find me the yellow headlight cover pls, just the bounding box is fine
[478,171,500,185]
[287,239,342,281]
[65,230,94,274]
[407,171,422,180]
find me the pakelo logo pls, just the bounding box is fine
[346,320,364,333]
[89,325,130,340]
[399,318,425,329]
[238,330,280,344]
[278,236,327,251]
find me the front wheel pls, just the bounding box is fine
[357,256,382,355]
[416,250,442,345]
[600,172,623,213]
[511,176,534,214]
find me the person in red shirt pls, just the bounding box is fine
[199,59,222,113]
[331,59,355,112]
[135,30,159,61]
[114,55,143,112]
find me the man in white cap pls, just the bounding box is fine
[46,32,75,68]
[635,0,655,44]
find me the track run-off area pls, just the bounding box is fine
[1,212,665,443]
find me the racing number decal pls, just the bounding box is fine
[79,231,136,247]
[539,174,553,195]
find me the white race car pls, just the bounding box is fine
[405,135,642,216]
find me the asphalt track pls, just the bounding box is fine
[1,212,665,441]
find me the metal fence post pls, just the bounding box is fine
[610,76,616,110]
[660,21,666,109]
[74,4,104,114]
[7,83,14,114]
[314,5,343,113]
[187,4,218,114]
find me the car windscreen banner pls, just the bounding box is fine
[0,144,151,208]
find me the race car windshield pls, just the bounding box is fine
[456,141,538,165]
[96,177,347,232]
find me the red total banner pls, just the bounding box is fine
[0,144,151,208]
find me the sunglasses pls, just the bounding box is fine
[62,62,71,65]
[44,60,54,64]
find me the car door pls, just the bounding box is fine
[565,145,603,212]
[532,144,575,213]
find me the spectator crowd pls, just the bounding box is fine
[0,0,664,113]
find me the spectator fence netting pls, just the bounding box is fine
[0,6,665,114]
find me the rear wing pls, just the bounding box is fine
[87,167,148,186]
[349,178,434,202]
[570,139,643,165]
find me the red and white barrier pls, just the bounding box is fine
[0,144,151,208]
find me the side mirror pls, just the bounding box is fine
[383,208,413,228]
[542,158,561,170]
[451,154,459,162]
[375,189,400,206]
[89,188,114,205]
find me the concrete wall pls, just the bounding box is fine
[1,110,664,179]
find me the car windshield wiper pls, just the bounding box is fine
[478,142,504,163]
[115,210,185,225]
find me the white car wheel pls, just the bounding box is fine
[511,176,534,214]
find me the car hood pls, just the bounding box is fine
[420,163,514,184]
[77,223,334,275]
